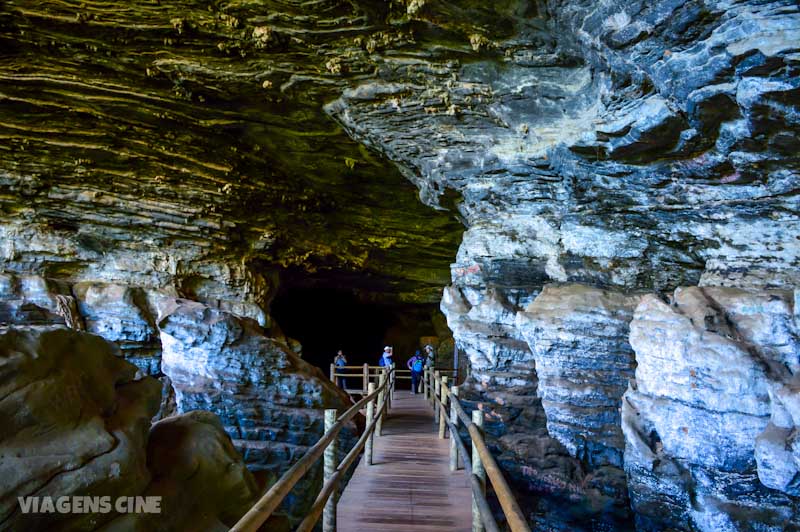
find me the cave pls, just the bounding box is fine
[1,0,799,531]
[271,283,444,375]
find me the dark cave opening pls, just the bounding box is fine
[270,285,448,387]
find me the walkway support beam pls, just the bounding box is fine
[439,375,449,439]
[323,409,338,532]
[390,364,395,405]
[450,385,460,471]
[471,409,485,532]
[434,371,441,424]
[365,382,376,465]
[376,372,386,436]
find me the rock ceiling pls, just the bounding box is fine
[0,0,533,303]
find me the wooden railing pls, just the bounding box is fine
[423,367,532,532]
[230,367,395,532]
[329,364,386,394]
[331,363,459,394]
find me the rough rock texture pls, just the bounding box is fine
[517,284,638,468]
[102,411,261,532]
[0,328,161,531]
[331,1,799,293]
[0,0,463,305]
[0,0,798,530]
[158,298,356,524]
[0,327,260,532]
[0,273,75,331]
[517,285,638,517]
[442,283,639,529]
[328,1,799,529]
[623,287,800,531]
[73,282,163,375]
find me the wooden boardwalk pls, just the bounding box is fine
[337,390,472,532]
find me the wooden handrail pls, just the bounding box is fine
[442,407,501,532]
[427,378,531,532]
[295,396,387,532]
[231,368,394,532]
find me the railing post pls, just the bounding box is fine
[385,367,391,411]
[390,364,395,403]
[431,368,437,407]
[423,366,429,400]
[433,371,441,424]
[450,385,459,471]
[472,409,485,532]
[323,409,338,532]
[439,375,448,439]
[362,363,369,394]
[330,363,335,385]
[366,382,376,465]
[377,372,386,436]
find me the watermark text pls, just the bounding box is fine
[18,496,161,514]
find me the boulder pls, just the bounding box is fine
[0,328,161,531]
[100,411,261,532]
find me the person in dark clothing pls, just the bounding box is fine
[334,350,347,390]
[407,350,425,394]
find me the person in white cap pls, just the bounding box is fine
[378,346,393,368]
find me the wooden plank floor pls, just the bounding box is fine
[337,390,472,532]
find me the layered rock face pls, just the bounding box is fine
[517,286,638,518]
[158,299,357,522]
[623,287,800,531]
[0,0,798,530]
[0,328,258,532]
[326,0,799,529]
[0,275,354,526]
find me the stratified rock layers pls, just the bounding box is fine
[623,287,799,532]
[518,285,637,514]
[0,0,798,530]
[158,299,356,523]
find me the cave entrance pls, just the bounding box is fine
[270,285,448,388]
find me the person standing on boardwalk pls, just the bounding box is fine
[378,346,393,368]
[424,344,435,369]
[334,350,347,390]
[407,350,425,394]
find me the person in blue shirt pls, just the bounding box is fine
[334,350,347,390]
[407,350,425,394]
[378,346,393,368]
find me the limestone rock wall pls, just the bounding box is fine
[623,287,799,532]
[157,298,356,523]
[0,273,354,527]
[0,0,797,530]
[326,0,799,529]
[517,285,638,515]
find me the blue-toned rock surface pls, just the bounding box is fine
[623,287,799,531]
[157,298,356,524]
[0,0,797,529]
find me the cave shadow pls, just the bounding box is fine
[270,286,440,387]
